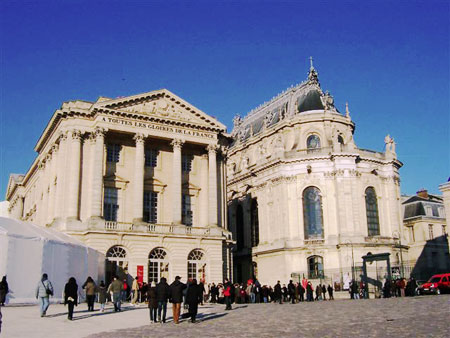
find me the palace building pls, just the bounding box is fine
[226,62,407,286]
[6,90,233,284]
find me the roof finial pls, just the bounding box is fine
[307,56,319,85]
[345,102,351,119]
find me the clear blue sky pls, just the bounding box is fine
[1,0,449,198]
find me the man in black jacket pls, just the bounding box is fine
[155,277,170,323]
[274,281,282,304]
[186,279,202,323]
[169,276,186,324]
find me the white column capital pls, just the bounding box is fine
[133,133,146,144]
[207,144,219,154]
[59,130,68,141]
[93,127,107,139]
[171,138,185,149]
[70,129,83,140]
[51,143,59,153]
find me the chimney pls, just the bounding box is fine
[417,188,428,199]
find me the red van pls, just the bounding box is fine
[418,273,450,295]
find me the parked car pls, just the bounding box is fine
[417,273,450,295]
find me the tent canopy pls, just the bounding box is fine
[0,217,104,304]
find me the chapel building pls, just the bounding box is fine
[6,90,233,284]
[226,62,406,286]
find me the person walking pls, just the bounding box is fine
[169,276,186,324]
[147,281,158,323]
[306,282,313,302]
[107,276,123,312]
[97,281,107,312]
[36,273,53,317]
[299,283,305,302]
[131,276,140,305]
[64,277,78,320]
[186,279,202,323]
[274,281,282,304]
[155,277,170,323]
[0,276,8,306]
[322,284,327,300]
[223,278,232,310]
[288,280,296,304]
[82,276,97,311]
[327,284,334,300]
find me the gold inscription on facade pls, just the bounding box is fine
[101,116,215,139]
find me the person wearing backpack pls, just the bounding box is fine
[36,273,54,317]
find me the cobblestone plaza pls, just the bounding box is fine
[2,295,449,337]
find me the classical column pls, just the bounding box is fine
[66,130,82,220]
[207,144,218,226]
[200,154,209,226]
[133,133,145,223]
[54,132,68,219]
[89,127,106,219]
[171,139,184,224]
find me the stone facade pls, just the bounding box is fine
[6,89,233,284]
[226,63,406,286]
[402,189,449,280]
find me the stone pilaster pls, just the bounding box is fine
[47,144,59,222]
[54,132,68,220]
[208,144,218,226]
[89,127,107,219]
[171,138,184,224]
[200,154,209,226]
[66,130,82,220]
[133,133,146,223]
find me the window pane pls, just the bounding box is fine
[182,194,192,226]
[104,187,118,221]
[303,187,324,239]
[365,187,380,236]
[107,144,121,163]
[143,191,158,223]
[145,149,158,167]
[307,135,321,152]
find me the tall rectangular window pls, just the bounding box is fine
[442,224,447,236]
[182,194,192,226]
[104,187,118,221]
[145,149,158,167]
[428,224,434,240]
[143,191,158,223]
[107,144,121,163]
[182,154,193,172]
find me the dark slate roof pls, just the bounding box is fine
[297,88,324,112]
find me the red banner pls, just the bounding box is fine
[137,265,144,285]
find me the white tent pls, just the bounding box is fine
[0,217,104,304]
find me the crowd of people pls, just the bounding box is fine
[0,272,423,324]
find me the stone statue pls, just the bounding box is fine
[384,134,396,154]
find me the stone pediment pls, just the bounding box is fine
[93,89,226,131]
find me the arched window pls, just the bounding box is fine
[188,249,206,281]
[236,204,244,250]
[251,199,259,247]
[303,187,324,239]
[365,187,380,236]
[307,134,321,153]
[307,256,324,279]
[338,135,344,145]
[106,246,128,283]
[148,248,169,283]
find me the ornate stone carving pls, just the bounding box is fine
[207,144,219,154]
[70,129,82,140]
[321,91,335,111]
[133,133,146,144]
[384,134,396,154]
[170,138,184,149]
[93,127,107,139]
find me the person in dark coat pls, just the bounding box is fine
[0,276,8,306]
[185,279,202,323]
[155,277,170,323]
[274,281,282,304]
[383,279,391,298]
[64,277,78,320]
[299,283,305,302]
[322,284,327,300]
[327,284,334,300]
[306,282,314,302]
[147,281,158,323]
[288,280,296,304]
[169,276,186,324]
[97,281,107,312]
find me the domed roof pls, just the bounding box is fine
[297,88,324,113]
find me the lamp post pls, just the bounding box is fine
[346,240,355,281]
